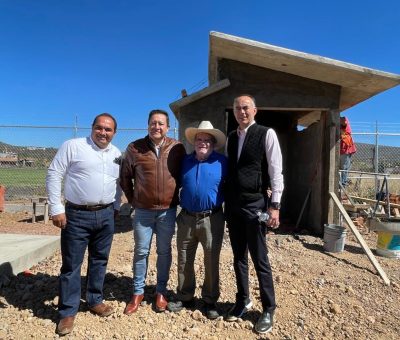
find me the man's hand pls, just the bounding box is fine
[267,208,280,229]
[52,213,67,229]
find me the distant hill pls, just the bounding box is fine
[351,142,400,174]
[0,141,58,167]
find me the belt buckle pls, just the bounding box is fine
[198,210,211,218]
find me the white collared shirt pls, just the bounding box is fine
[46,136,122,216]
[227,121,284,203]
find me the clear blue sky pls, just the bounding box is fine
[1,0,399,145]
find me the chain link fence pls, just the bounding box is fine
[0,125,177,200]
[342,122,400,201]
[1,123,400,201]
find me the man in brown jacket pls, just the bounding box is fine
[120,109,186,314]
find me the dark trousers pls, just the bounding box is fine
[58,205,114,318]
[226,205,276,313]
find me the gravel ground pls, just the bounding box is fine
[0,211,399,339]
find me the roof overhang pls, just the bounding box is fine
[170,78,230,117]
[209,31,400,111]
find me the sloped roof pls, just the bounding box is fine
[209,31,400,111]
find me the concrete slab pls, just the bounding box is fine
[0,234,60,278]
[4,203,33,213]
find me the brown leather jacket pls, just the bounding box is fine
[120,136,186,210]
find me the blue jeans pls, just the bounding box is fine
[59,205,114,318]
[132,207,177,295]
[340,153,352,186]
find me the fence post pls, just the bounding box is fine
[374,121,379,192]
[74,115,78,138]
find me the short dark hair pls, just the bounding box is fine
[234,94,257,107]
[92,113,117,132]
[148,109,170,127]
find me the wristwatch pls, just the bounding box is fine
[270,202,281,210]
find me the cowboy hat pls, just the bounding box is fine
[185,121,226,149]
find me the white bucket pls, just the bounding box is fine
[323,224,347,253]
[376,231,400,259]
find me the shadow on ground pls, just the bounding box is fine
[0,272,134,322]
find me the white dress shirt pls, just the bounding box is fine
[46,136,122,216]
[227,121,284,203]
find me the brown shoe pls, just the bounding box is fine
[56,316,75,336]
[155,293,167,312]
[89,302,115,317]
[124,294,144,315]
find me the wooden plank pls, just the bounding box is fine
[330,192,390,286]
[32,202,37,223]
[349,195,400,208]
[339,182,356,206]
[44,202,49,224]
[295,188,311,228]
[342,203,369,212]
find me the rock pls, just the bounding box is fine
[52,296,59,305]
[192,310,203,321]
[329,304,342,315]
[366,316,375,324]
[216,320,225,329]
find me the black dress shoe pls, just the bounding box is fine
[204,303,220,320]
[255,311,274,334]
[225,298,253,321]
[167,299,195,313]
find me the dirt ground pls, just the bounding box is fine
[0,210,399,339]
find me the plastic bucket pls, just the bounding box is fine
[0,185,5,212]
[376,231,400,259]
[323,224,347,253]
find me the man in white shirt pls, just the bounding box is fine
[225,95,284,334]
[46,113,121,336]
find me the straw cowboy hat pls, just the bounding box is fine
[185,121,226,149]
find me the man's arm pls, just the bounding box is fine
[46,141,70,228]
[265,129,284,228]
[265,129,284,203]
[119,145,135,205]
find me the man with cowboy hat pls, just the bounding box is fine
[168,121,227,319]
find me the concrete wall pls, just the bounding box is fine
[218,59,341,109]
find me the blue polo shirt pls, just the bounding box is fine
[180,151,227,212]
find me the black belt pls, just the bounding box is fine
[66,201,113,211]
[182,206,222,218]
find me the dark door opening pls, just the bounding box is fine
[226,109,295,135]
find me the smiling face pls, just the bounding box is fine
[194,132,214,161]
[148,113,169,145]
[91,115,116,149]
[233,95,257,130]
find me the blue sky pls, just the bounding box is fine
[0,0,399,147]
